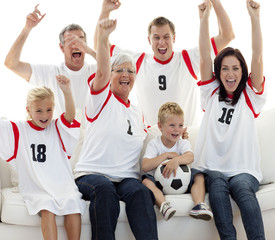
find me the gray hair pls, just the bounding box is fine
[59,23,87,45]
[111,53,136,72]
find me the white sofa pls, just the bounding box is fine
[1,108,275,240]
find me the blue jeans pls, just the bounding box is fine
[76,174,158,240]
[204,170,265,240]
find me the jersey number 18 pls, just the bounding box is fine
[31,144,46,162]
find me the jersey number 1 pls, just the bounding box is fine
[31,144,46,162]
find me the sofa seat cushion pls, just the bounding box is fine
[2,183,275,227]
[0,188,128,227]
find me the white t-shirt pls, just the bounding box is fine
[111,39,217,127]
[143,135,193,176]
[30,62,97,123]
[74,76,147,180]
[193,77,267,182]
[0,115,86,216]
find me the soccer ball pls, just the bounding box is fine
[154,160,191,195]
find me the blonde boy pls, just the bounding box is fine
[142,102,212,221]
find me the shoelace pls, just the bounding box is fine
[199,202,209,210]
[160,202,170,213]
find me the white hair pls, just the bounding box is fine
[111,53,136,72]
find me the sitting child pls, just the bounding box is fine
[142,102,213,221]
[0,75,86,240]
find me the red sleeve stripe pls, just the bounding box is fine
[136,53,145,75]
[110,45,115,57]
[88,73,110,95]
[211,37,218,56]
[182,50,197,80]
[247,75,265,95]
[7,121,19,162]
[87,73,96,86]
[243,89,260,118]
[197,76,216,86]
[86,90,112,123]
[60,113,81,128]
[55,119,69,158]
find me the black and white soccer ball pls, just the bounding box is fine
[154,160,191,194]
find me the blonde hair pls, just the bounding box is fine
[26,87,55,120]
[158,102,184,124]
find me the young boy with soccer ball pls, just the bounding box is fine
[142,102,213,221]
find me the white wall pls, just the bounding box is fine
[0,0,274,120]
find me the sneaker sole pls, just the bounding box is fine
[189,211,213,221]
[166,210,176,221]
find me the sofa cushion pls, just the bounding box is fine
[256,108,275,184]
[2,183,275,227]
[0,188,127,227]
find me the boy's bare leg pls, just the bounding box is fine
[191,173,206,205]
[142,178,166,208]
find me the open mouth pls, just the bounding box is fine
[171,133,179,138]
[158,48,167,54]
[40,120,48,124]
[120,81,130,86]
[226,79,236,88]
[72,51,82,58]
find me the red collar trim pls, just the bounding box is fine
[154,52,174,65]
[227,94,233,99]
[27,121,45,131]
[113,93,131,108]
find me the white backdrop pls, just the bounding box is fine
[0,0,274,120]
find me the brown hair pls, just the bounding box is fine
[148,16,176,36]
[214,47,248,105]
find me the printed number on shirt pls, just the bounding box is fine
[218,108,235,125]
[31,144,46,162]
[159,75,167,90]
[127,120,133,135]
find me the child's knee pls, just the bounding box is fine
[142,177,154,187]
[194,172,205,183]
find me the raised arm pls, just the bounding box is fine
[4,4,45,81]
[56,75,75,124]
[247,0,263,92]
[211,0,235,52]
[93,0,121,50]
[199,0,214,82]
[92,18,117,92]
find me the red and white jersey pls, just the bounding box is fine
[75,75,147,180]
[193,76,267,182]
[143,136,193,176]
[111,39,217,127]
[0,115,86,216]
[30,62,97,122]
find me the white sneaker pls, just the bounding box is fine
[189,202,213,221]
[160,201,176,221]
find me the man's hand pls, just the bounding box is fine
[102,0,121,14]
[25,4,46,30]
[247,0,260,18]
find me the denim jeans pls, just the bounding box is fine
[204,170,265,240]
[76,174,158,240]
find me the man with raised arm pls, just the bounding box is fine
[94,0,234,127]
[5,4,97,121]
